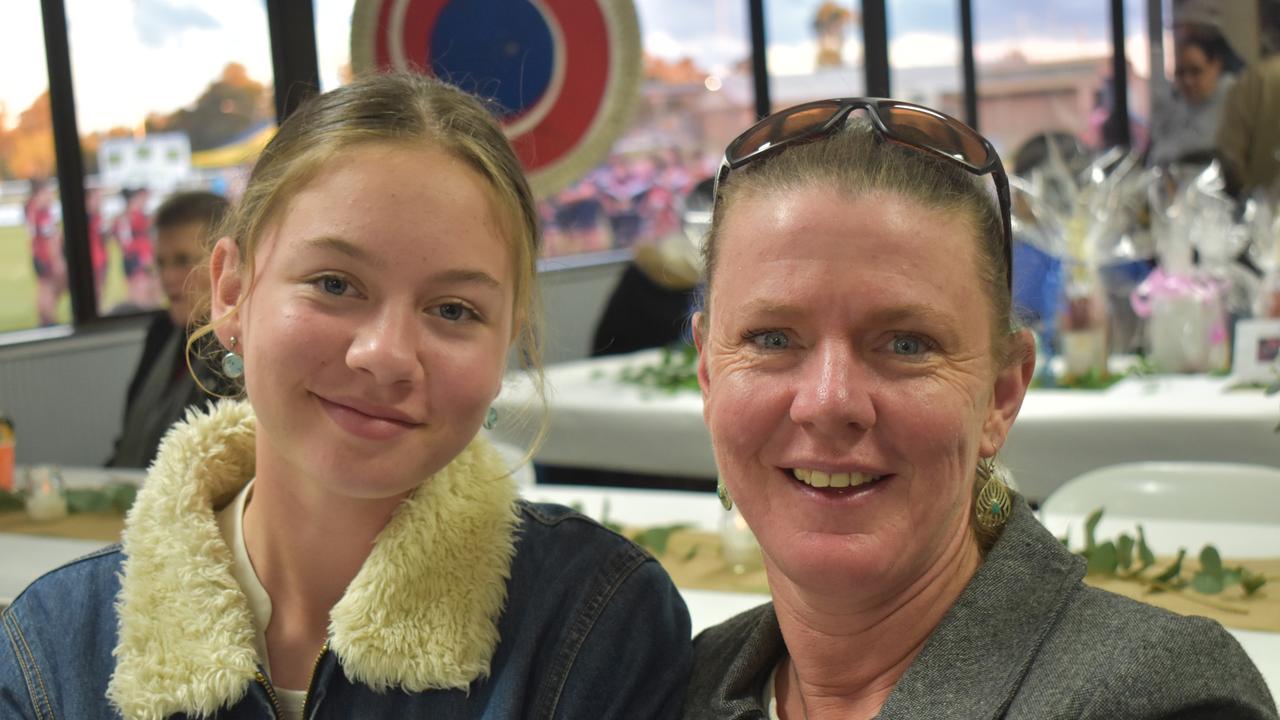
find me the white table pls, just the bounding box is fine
[3,478,1276,699]
[492,350,1280,501]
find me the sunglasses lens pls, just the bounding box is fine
[878,104,991,169]
[727,102,845,166]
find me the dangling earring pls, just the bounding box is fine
[482,406,498,430]
[975,457,1012,530]
[222,336,244,379]
[716,479,733,511]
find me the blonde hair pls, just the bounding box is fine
[190,71,545,411]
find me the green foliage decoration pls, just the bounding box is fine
[1072,508,1269,610]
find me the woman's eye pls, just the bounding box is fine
[320,275,349,296]
[749,330,790,350]
[436,302,477,322]
[890,335,929,356]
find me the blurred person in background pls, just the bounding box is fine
[114,186,159,309]
[25,178,66,326]
[1150,29,1238,167]
[106,190,230,468]
[1218,0,1280,198]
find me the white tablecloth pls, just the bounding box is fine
[492,350,1280,501]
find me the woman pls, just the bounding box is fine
[684,99,1276,719]
[1150,31,1236,167]
[0,73,690,718]
[107,190,230,469]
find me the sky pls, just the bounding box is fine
[1,0,1152,134]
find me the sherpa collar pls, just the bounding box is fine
[107,400,520,719]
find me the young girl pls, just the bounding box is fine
[1,73,691,718]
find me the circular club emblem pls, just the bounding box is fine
[352,0,642,198]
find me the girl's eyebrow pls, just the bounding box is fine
[302,236,501,288]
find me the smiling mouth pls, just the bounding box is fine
[791,468,887,489]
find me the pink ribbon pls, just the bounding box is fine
[1129,268,1228,343]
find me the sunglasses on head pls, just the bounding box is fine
[713,98,1013,290]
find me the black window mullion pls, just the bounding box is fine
[1108,0,1131,148]
[863,0,890,97]
[748,0,770,119]
[265,0,321,124]
[959,0,978,130]
[40,0,95,322]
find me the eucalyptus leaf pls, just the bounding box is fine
[1153,549,1186,584]
[1116,533,1134,570]
[1241,569,1268,596]
[1191,571,1225,594]
[1084,508,1103,551]
[1198,545,1223,576]
[65,488,110,514]
[630,524,689,557]
[107,484,137,514]
[1087,540,1118,574]
[1136,525,1156,569]
[682,543,700,562]
[1222,568,1243,586]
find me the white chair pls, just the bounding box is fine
[1041,462,1280,525]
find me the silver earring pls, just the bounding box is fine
[482,406,498,430]
[222,336,244,379]
[716,479,733,511]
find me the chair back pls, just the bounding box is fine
[1041,462,1280,525]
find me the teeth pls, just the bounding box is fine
[792,468,881,488]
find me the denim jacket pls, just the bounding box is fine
[1,401,691,719]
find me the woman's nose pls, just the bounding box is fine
[346,306,422,385]
[788,342,876,433]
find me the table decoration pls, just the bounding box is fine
[0,477,135,540]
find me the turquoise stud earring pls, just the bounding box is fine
[483,406,498,430]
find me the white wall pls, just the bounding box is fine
[0,261,627,466]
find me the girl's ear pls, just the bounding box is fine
[209,236,244,346]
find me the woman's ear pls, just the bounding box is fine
[209,236,244,346]
[693,311,711,401]
[980,329,1036,457]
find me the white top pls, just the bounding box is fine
[762,661,782,719]
[216,481,307,718]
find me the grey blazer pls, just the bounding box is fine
[683,496,1278,719]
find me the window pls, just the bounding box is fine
[973,1,1114,161]
[65,0,276,317]
[0,3,64,332]
[767,1,865,109]
[888,0,963,118]
[315,0,355,91]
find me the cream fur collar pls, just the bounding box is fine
[107,400,520,718]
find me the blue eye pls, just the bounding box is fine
[891,335,926,355]
[436,302,478,323]
[750,330,789,350]
[320,275,348,296]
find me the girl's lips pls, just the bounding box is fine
[316,394,419,441]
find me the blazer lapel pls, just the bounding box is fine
[878,499,1086,720]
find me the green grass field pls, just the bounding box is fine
[0,224,131,333]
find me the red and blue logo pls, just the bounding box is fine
[352,0,642,197]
